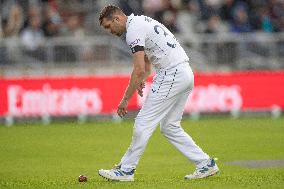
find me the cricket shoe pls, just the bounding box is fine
[98,166,135,182]
[184,158,219,180]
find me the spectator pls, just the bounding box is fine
[219,0,235,22]
[260,7,273,33]
[21,17,44,50]
[119,0,143,15]
[205,15,227,33]
[48,14,82,63]
[43,5,63,37]
[0,15,3,38]
[269,0,284,32]
[197,0,219,20]
[177,0,202,35]
[0,14,6,64]
[142,0,165,18]
[230,4,252,33]
[2,3,24,38]
[64,14,86,38]
[163,10,179,33]
[0,3,24,64]
[21,6,45,61]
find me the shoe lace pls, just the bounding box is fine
[190,168,201,176]
[188,158,218,177]
[112,164,121,170]
[193,166,210,176]
[111,164,135,175]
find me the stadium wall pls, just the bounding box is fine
[0,71,284,117]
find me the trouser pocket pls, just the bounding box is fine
[151,68,179,101]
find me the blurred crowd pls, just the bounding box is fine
[0,0,284,68]
[1,0,284,41]
[140,0,284,34]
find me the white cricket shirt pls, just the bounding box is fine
[126,14,189,70]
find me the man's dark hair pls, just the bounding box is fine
[99,5,123,25]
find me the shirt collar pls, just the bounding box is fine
[126,13,134,29]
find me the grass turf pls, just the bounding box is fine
[0,117,284,188]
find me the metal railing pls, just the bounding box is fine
[178,32,284,71]
[1,32,284,76]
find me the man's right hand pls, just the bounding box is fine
[137,82,145,97]
[117,98,128,118]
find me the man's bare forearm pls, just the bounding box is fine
[122,70,145,101]
[142,71,151,82]
[121,51,147,102]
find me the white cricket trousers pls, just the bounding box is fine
[119,62,209,172]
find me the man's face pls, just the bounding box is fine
[101,16,125,37]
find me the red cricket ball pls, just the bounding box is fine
[78,175,87,182]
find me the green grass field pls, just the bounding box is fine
[0,117,284,189]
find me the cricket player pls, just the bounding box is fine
[98,5,219,181]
